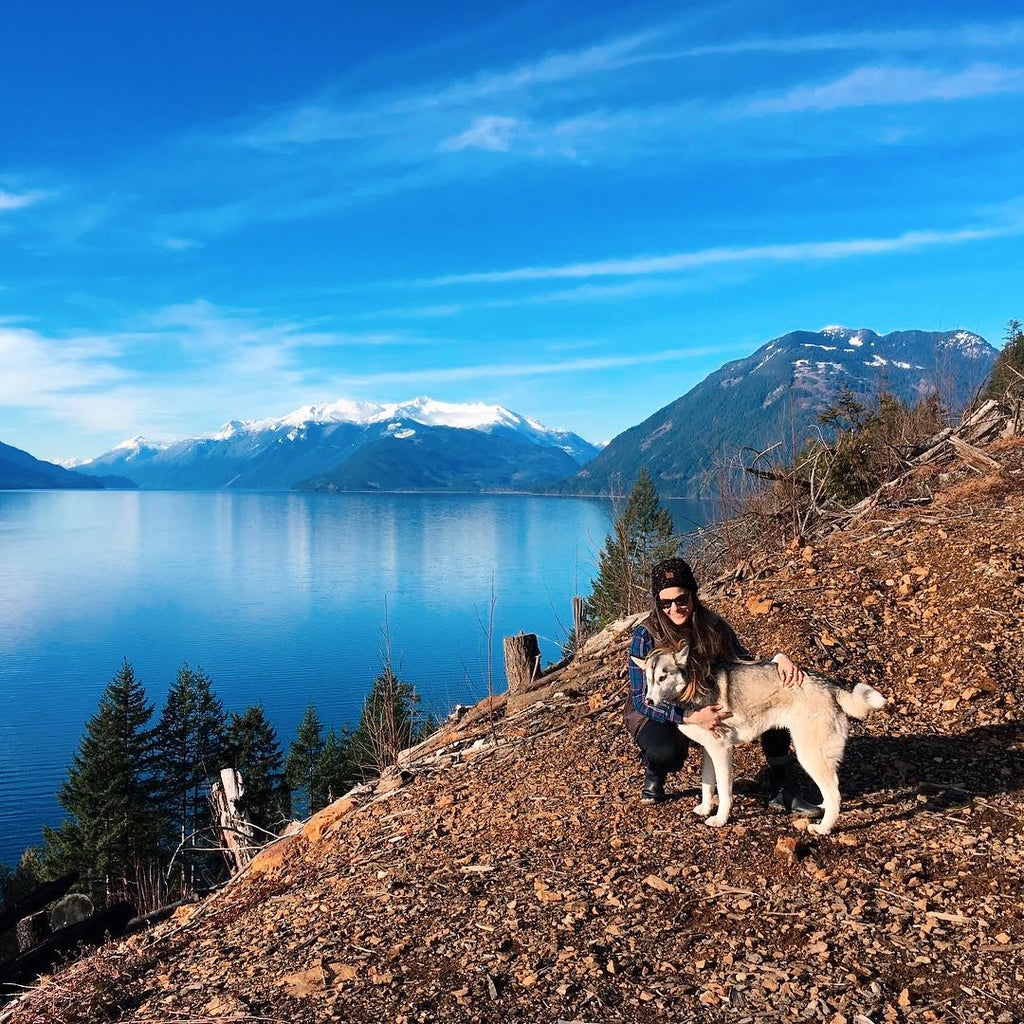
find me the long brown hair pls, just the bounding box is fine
[646,591,750,702]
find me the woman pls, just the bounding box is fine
[625,557,821,816]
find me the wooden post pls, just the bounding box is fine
[572,595,586,652]
[503,631,541,696]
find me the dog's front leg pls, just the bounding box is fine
[680,724,730,826]
[702,738,733,827]
[692,746,716,818]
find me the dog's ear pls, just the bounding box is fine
[630,655,649,671]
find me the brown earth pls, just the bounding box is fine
[3,461,1023,1024]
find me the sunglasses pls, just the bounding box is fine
[658,595,692,611]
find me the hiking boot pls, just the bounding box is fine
[767,758,823,819]
[641,766,667,804]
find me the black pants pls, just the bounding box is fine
[637,721,791,776]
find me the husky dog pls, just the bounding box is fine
[631,648,886,835]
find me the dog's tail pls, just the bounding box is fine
[836,683,887,720]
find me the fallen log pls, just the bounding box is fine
[948,435,1004,474]
[0,901,134,993]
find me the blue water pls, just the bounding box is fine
[0,489,708,868]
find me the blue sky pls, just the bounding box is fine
[2,0,1023,461]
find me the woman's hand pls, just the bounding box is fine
[775,654,805,688]
[686,704,732,735]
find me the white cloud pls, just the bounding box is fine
[440,115,521,153]
[746,63,1024,115]
[414,223,1017,287]
[163,236,201,250]
[0,190,48,212]
[681,21,1024,57]
[325,346,727,390]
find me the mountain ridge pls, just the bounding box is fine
[78,397,600,492]
[554,326,996,497]
[0,441,131,491]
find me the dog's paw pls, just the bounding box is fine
[807,822,832,836]
[691,803,713,817]
[704,815,728,828]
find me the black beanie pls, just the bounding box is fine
[651,557,697,597]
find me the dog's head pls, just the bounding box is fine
[631,646,692,706]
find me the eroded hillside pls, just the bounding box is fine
[4,445,1023,1024]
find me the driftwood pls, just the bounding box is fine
[503,632,541,696]
[0,873,77,938]
[0,901,134,992]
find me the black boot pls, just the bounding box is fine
[641,765,667,804]
[766,757,823,819]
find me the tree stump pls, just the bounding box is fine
[503,632,541,696]
[16,911,50,953]
[210,767,255,874]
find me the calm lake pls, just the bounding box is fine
[0,489,709,868]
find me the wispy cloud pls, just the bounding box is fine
[0,302,446,453]
[0,189,49,212]
[326,346,726,390]
[746,63,1024,114]
[680,21,1024,57]
[439,115,522,153]
[233,27,667,149]
[412,223,1018,287]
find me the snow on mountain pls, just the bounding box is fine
[215,396,573,446]
[79,397,599,492]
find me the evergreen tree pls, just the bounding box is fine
[587,467,678,626]
[349,664,431,778]
[810,388,944,505]
[153,664,228,882]
[224,705,289,836]
[40,660,162,903]
[984,318,1024,400]
[284,705,326,819]
[314,727,358,809]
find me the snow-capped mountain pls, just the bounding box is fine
[556,327,997,497]
[78,397,600,491]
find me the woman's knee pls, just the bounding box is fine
[638,722,689,772]
[761,728,791,760]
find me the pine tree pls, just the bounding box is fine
[40,660,162,904]
[314,727,358,809]
[984,318,1024,400]
[284,705,326,819]
[587,468,678,626]
[224,705,289,836]
[153,665,228,881]
[349,664,430,778]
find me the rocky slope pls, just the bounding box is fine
[3,440,1023,1024]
